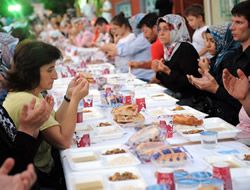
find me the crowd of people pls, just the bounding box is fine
[0,0,249,189]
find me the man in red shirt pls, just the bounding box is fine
[128,13,164,73]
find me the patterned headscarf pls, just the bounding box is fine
[207,24,228,55]
[157,14,190,61]
[207,23,240,74]
[0,32,19,77]
[129,13,145,36]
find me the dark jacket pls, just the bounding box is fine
[0,105,41,189]
[156,42,201,98]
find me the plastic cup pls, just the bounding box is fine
[83,95,93,108]
[76,111,83,123]
[200,131,218,149]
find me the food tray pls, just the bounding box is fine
[67,166,147,190]
[74,120,125,144]
[64,145,140,171]
[177,117,241,142]
[204,155,247,169]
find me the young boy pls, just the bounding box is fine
[185,4,208,57]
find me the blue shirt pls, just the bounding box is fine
[116,33,154,81]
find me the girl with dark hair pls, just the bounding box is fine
[3,40,89,189]
[101,12,135,73]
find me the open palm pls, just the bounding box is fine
[223,69,249,100]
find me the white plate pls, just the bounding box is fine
[67,167,146,190]
[68,175,106,190]
[65,145,140,171]
[204,155,247,169]
[146,107,167,117]
[82,107,104,120]
[142,83,166,92]
[74,123,125,144]
[231,168,250,190]
[150,93,176,101]
[167,105,208,118]
[235,153,250,165]
[177,117,241,142]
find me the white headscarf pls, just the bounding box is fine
[157,14,190,61]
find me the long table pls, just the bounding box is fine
[54,74,250,190]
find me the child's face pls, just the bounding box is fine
[204,33,216,55]
[186,15,202,29]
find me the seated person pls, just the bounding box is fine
[69,17,93,47]
[223,69,250,145]
[0,158,36,190]
[93,17,111,46]
[101,13,154,81]
[3,40,89,188]
[129,13,164,83]
[184,4,209,57]
[151,14,201,98]
[186,1,250,125]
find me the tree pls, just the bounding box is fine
[39,0,75,15]
[0,0,34,18]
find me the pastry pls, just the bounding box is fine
[172,106,185,111]
[103,148,126,155]
[244,154,250,161]
[128,126,161,146]
[152,147,187,164]
[173,114,203,126]
[109,172,138,181]
[98,122,112,127]
[112,104,144,124]
[183,129,204,134]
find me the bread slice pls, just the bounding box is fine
[173,114,203,126]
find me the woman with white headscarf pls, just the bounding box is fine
[152,14,201,98]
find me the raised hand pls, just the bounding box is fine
[71,78,89,102]
[223,68,249,100]
[198,58,210,73]
[158,60,171,75]
[187,71,219,94]
[65,75,83,98]
[0,158,37,190]
[45,95,54,110]
[19,98,52,137]
[128,61,140,68]
[151,59,161,72]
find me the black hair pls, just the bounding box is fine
[184,4,205,20]
[231,0,250,23]
[137,12,159,29]
[111,12,132,30]
[94,17,109,26]
[6,40,62,91]
[11,27,33,42]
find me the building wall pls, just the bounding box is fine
[204,0,233,25]
[111,0,140,17]
[110,0,241,25]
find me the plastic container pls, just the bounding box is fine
[199,178,224,190]
[175,179,199,190]
[190,171,212,182]
[174,170,189,181]
[146,184,170,190]
[151,147,188,168]
[200,131,218,149]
